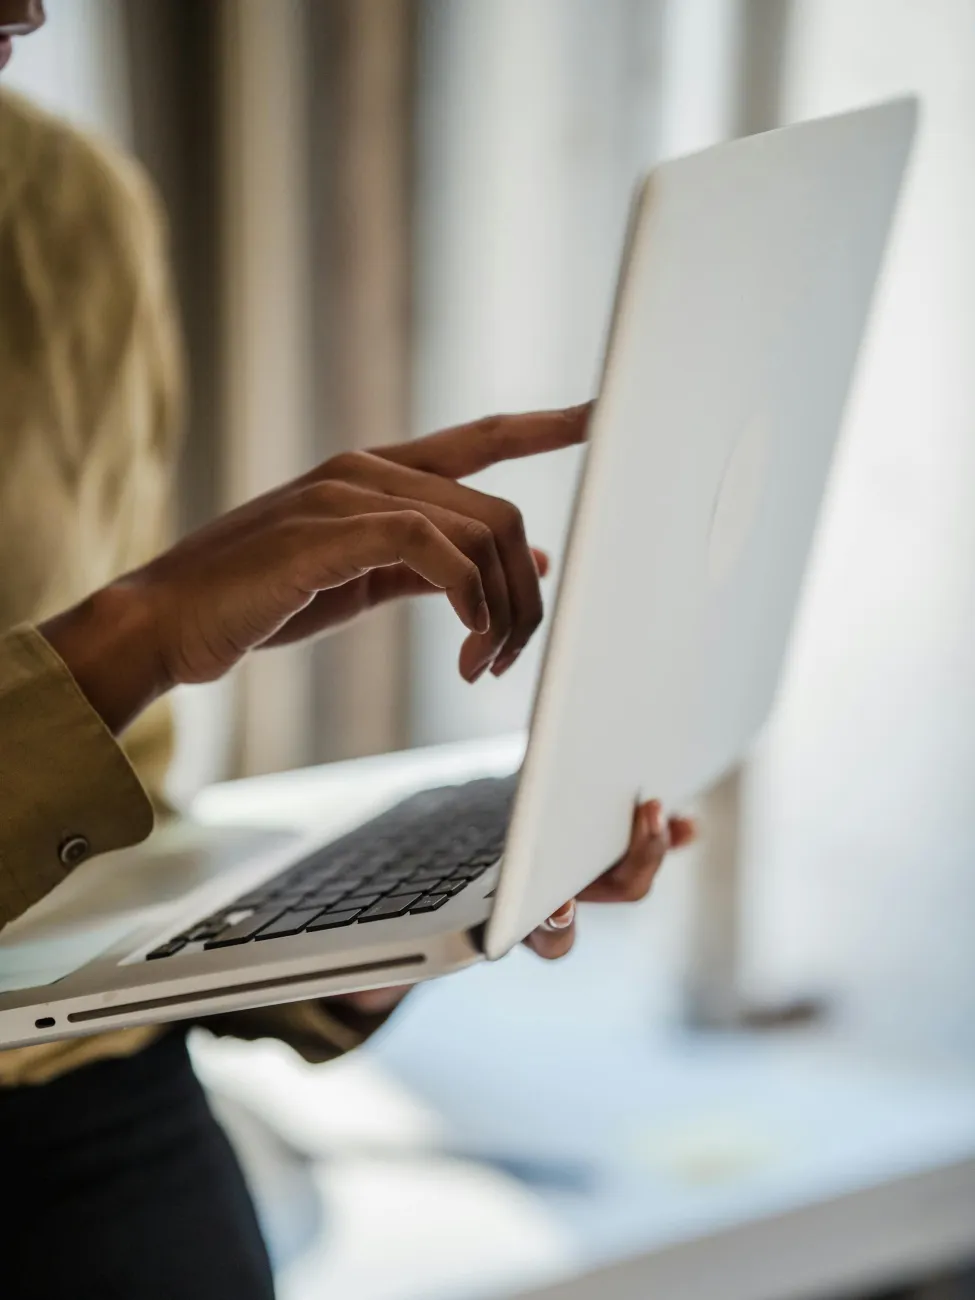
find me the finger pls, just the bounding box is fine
[576,801,670,903]
[263,563,436,647]
[264,561,455,648]
[669,815,696,848]
[273,533,550,665]
[374,403,592,481]
[305,472,514,677]
[470,484,541,675]
[262,578,375,647]
[393,496,512,679]
[524,900,577,960]
[371,547,549,608]
[397,468,543,676]
[461,540,552,678]
[325,454,542,679]
[367,564,448,604]
[307,511,489,634]
[579,857,662,904]
[272,546,551,653]
[545,899,577,930]
[599,810,696,895]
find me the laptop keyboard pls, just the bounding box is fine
[146,775,516,960]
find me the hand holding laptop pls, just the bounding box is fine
[349,798,694,1012]
[10,102,912,1046]
[523,798,695,960]
[37,401,693,999]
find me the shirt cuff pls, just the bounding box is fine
[0,624,155,928]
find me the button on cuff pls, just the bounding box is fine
[59,835,91,868]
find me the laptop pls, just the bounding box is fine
[0,98,916,1049]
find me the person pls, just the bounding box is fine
[0,3,694,1297]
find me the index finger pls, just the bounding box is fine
[375,403,592,481]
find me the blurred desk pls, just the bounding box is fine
[193,738,975,1300]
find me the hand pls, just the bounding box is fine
[525,799,696,961]
[41,405,589,734]
[341,800,696,1015]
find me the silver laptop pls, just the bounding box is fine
[0,99,916,1049]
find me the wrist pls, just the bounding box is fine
[39,580,170,735]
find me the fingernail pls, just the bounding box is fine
[544,900,575,930]
[647,802,665,836]
[466,660,490,684]
[474,601,490,633]
[491,649,520,676]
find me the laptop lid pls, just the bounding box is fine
[486,98,918,958]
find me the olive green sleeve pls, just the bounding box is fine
[0,624,155,929]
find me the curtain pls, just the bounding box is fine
[124,0,416,782]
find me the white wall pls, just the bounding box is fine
[743,0,975,1061]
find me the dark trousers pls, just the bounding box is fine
[0,1028,275,1300]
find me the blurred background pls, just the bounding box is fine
[7,1,975,1297]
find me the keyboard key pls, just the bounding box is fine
[147,937,187,959]
[205,908,285,948]
[447,864,489,881]
[424,851,456,867]
[303,885,350,903]
[276,887,314,903]
[232,891,273,909]
[361,856,396,875]
[185,920,229,943]
[254,907,326,940]
[263,880,298,895]
[331,875,369,893]
[409,893,450,914]
[310,853,357,877]
[204,774,516,943]
[395,855,428,872]
[377,872,416,890]
[358,894,423,922]
[306,908,363,931]
[335,893,382,911]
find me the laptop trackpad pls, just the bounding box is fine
[0,821,295,992]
